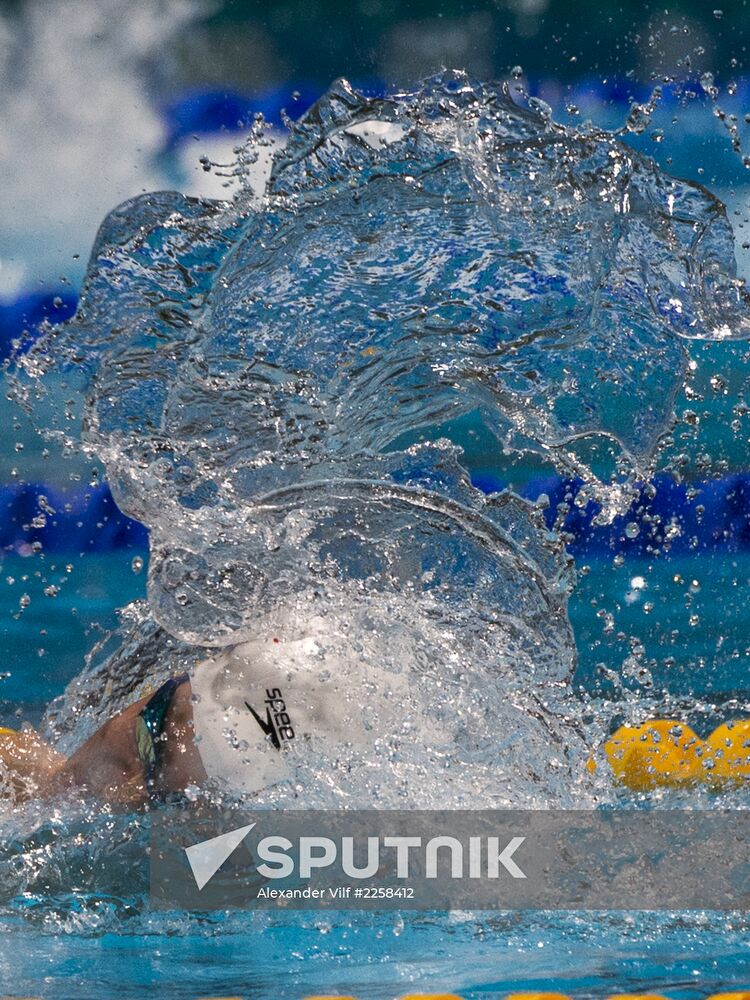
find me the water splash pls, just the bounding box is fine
[9,71,750,809]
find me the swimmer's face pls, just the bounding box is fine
[0,728,64,801]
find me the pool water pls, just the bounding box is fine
[1,539,749,997]
[2,907,750,998]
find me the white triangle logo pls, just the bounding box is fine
[185,823,256,891]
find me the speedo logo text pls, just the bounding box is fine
[245,688,295,750]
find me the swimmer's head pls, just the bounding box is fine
[0,726,64,801]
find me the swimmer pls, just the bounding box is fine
[8,635,750,803]
[0,627,436,806]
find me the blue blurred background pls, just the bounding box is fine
[3,0,750,724]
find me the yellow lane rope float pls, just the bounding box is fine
[102,993,750,1000]
[590,718,750,790]
[293,993,750,1000]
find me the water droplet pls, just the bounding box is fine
[184,783,200,802]
[131,556,144,574]
[625,522,640,539]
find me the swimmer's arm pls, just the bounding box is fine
[51,681,206,805]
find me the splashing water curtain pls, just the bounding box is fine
[10,73,750,805]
